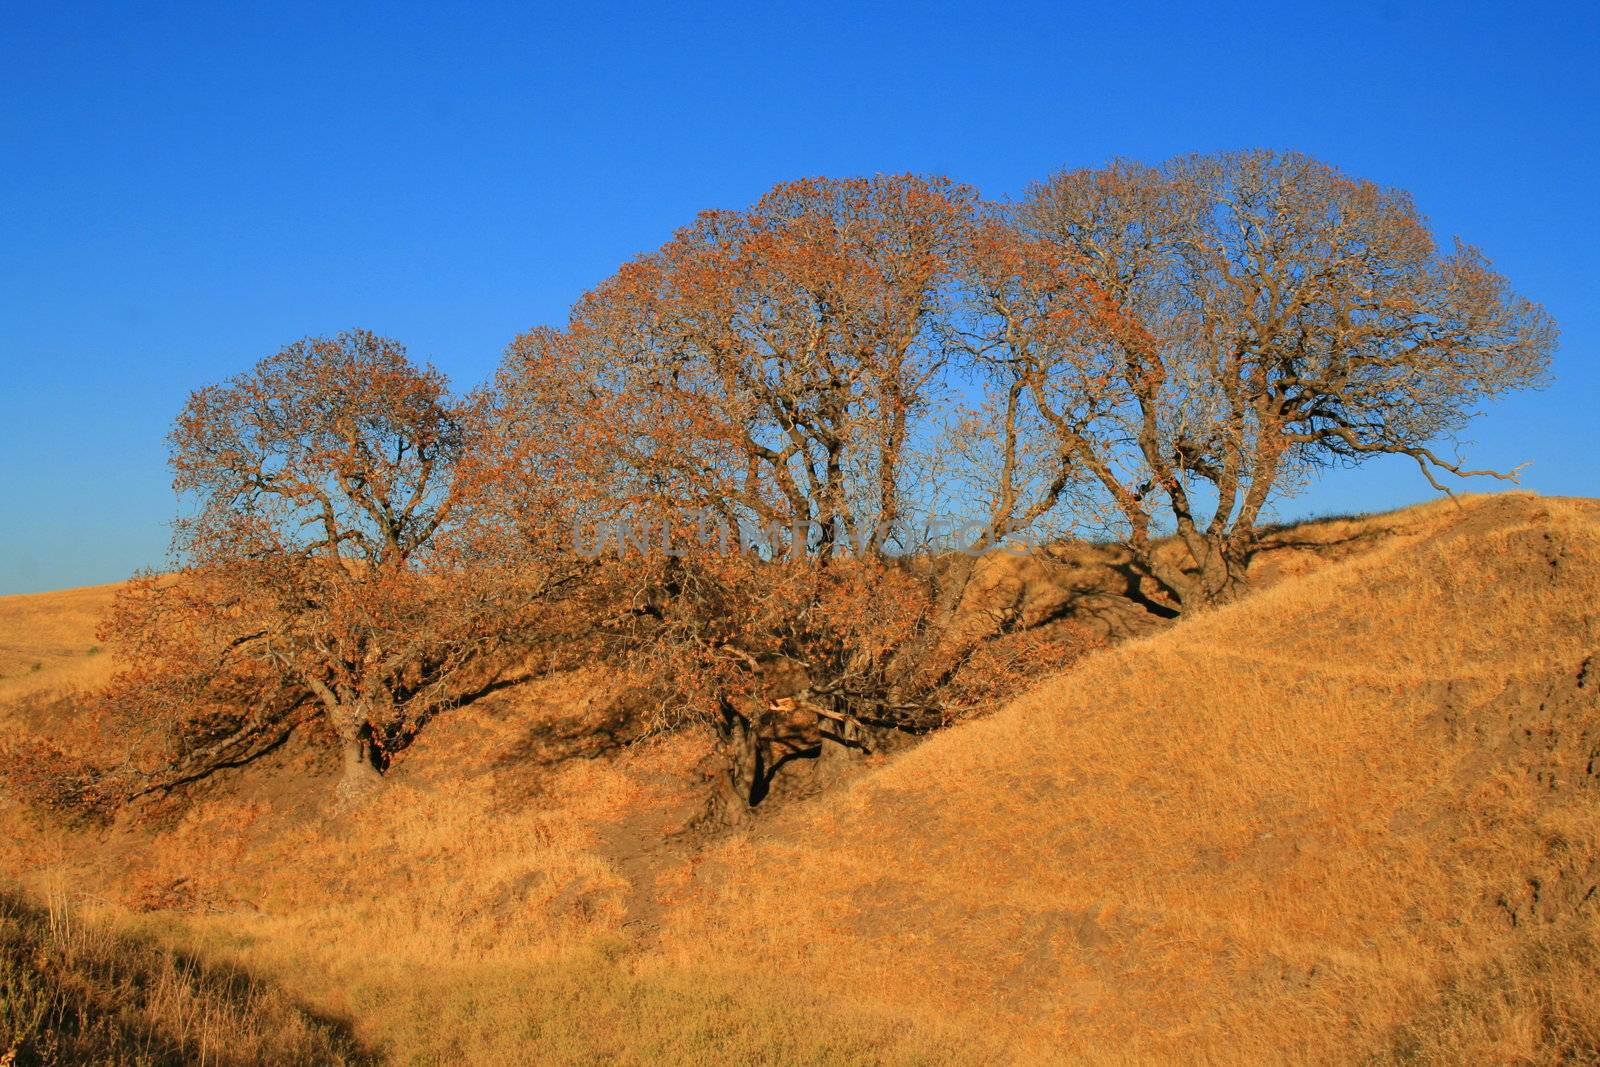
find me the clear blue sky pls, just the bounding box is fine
[2,1,1595,594]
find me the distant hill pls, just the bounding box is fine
[0,581,119,707]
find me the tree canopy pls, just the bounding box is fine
[96,152,1555,814]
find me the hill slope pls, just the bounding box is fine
[658,493,1600,1062]
[0,582,119,704]
[2,494,1597,1063]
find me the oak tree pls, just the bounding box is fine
[498,176,1042,816]
[99,331,541,799]
[978,151,1555,608]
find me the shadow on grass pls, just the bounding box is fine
[0,888,372,1066]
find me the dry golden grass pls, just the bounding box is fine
[656,493,1600,1063]
[0,884,363,1064]
[0,583,120,711]
[0,671,971,1063]
[2,492,1597,1063]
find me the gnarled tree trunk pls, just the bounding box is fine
[706,698,763,825]
[332,707,382,798]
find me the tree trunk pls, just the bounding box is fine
[706,700,762,825]
[334,711,382,800]
[931,554,979,633]
[1131,534,1245,614]
[1188,535,1248,610]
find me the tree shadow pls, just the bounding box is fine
[1248,522,1391,558]
[0,888,375,1065]
[486,692,649,802]
[747,717,824,807]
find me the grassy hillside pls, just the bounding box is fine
[1,493,1597,1063]
[0,888,364,1065]
[658,493,1600,1061]
[0,583,119,706]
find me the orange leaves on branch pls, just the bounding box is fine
[997,150,1555,608]
[101,331,575,799]
[91,154,1555,819]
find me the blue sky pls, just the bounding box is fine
[2,1,1595,594]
